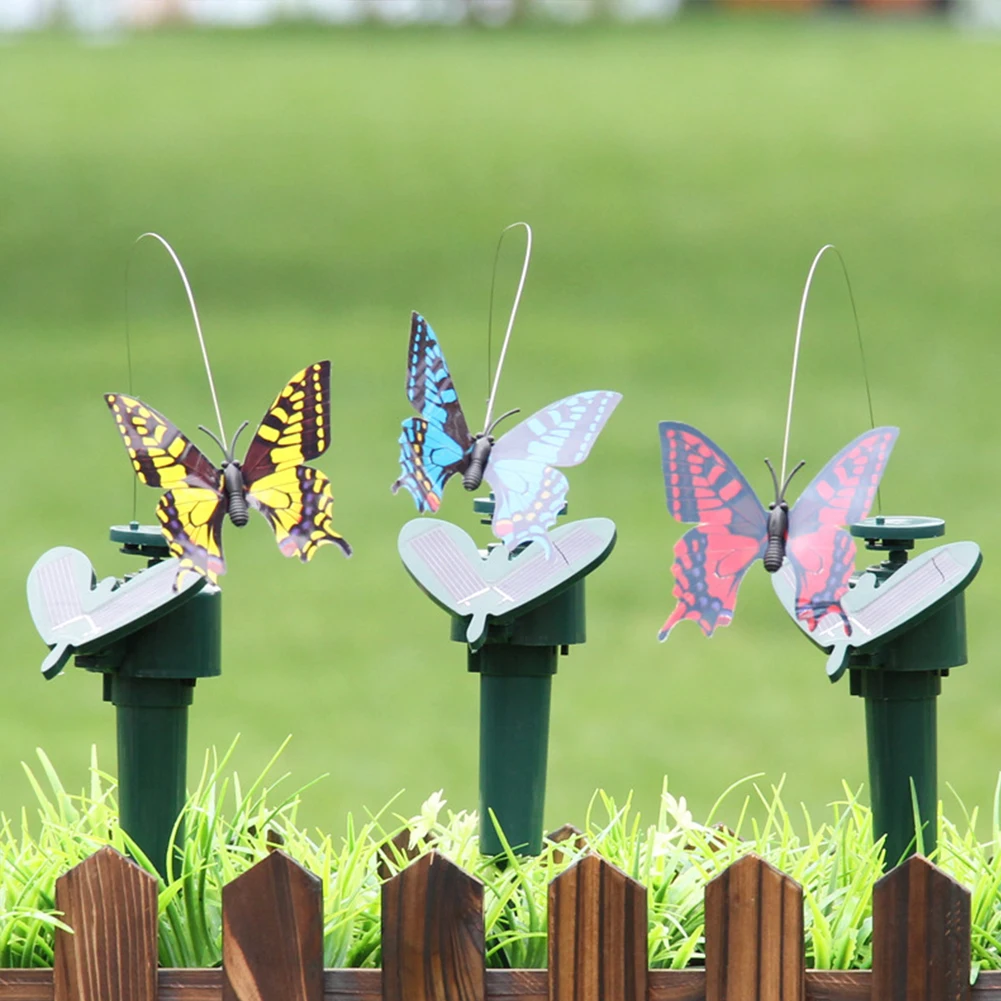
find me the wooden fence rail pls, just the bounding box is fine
[0,845,995,1000]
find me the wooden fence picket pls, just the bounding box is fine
[381,851,485,1001]
[871,854,971,1001]
[704,852,804,1001]
[222,850,324,1001]
[53,845,158,1001]
[544,824,587,866]
[548,852,647,1001]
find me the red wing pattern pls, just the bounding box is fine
[658,422,768,640]
[786,427,898,632]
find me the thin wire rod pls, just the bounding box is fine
[123,250,139,521]
[779,243,877,486]
[483,221,533,432]
[135,232,227,445]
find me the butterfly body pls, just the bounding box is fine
[763,503,790,573]
[393,311,621,555]
[107,360,351,588]
[462,435,493,491]
[658,421,898,641]
[221,462,251,526]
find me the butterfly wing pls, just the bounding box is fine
[241,362,351,560]
[248,467,352,561]
[658,422,769,640]
[105,393,220,490]
[158,487,226,588]
[242,361,332,478]
[484,391,621,554]
[392,312,472,512]
[786,426,898,633]
[106,394,227,585]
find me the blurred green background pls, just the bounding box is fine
[1,14,1000,835]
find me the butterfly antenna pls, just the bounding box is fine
[135,232,228,448]
[779,244,879,501]
[779,459,807,501]
[486,407,520,437]
[198,425,230,461]
[764,457,781,503]
[483,221,533,433]
[227,420,250,462]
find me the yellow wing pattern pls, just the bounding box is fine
[106,394,227,587]
[157,486,227,587]
[248,466,352,561]
[242,361,351,560]
[105,360,350,584]
[105,394,220,489]
[242,361,331,479]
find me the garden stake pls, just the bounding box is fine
[28,522,220,875]
[773,515,981,869]
[400,497,616,856]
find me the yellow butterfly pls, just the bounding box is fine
[106,361,351,587]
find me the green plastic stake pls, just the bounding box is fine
[773,515,982,869]
[28,523,220,874]
[399,504,615,856]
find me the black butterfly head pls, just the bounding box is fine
[462,409,522,492]
[200,420,252,527]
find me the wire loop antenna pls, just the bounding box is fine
[780,244,878,486]
[134,232,227,447]
[484,222,533,432]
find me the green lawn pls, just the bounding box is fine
[2,15,1000,836]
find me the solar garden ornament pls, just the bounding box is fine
[395,223,621,855]
[28,233,350,874]
[767,247,982,868]
[659,243,983,868]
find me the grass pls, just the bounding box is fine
[5,747,1001,974]
[1,15,1001,837]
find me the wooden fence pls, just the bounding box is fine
[0,844,997,1000]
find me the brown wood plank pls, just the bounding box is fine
[704,852,804,1001]
[548,852,647,1001]
[53,846,158,1001]
[381,851,485,1001]
[7,967,1001,1001]
[872,854,971,1001]
[222,850,323,1001]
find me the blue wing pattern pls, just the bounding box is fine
[392,312,472,511]
[486,391,621,554]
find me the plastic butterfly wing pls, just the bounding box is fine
[106,395,228,585]
[107,361,350,588]
[784,427,897,631]
[658,423,769,639]
[487,392,622,555]
[392,312,473,512]
[240,361,352,566]
[657,422,898,641]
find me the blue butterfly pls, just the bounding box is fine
[392,312,621,555]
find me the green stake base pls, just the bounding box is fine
[475,644,556,856]
[851,669,940,866]
[110,675,193,875]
